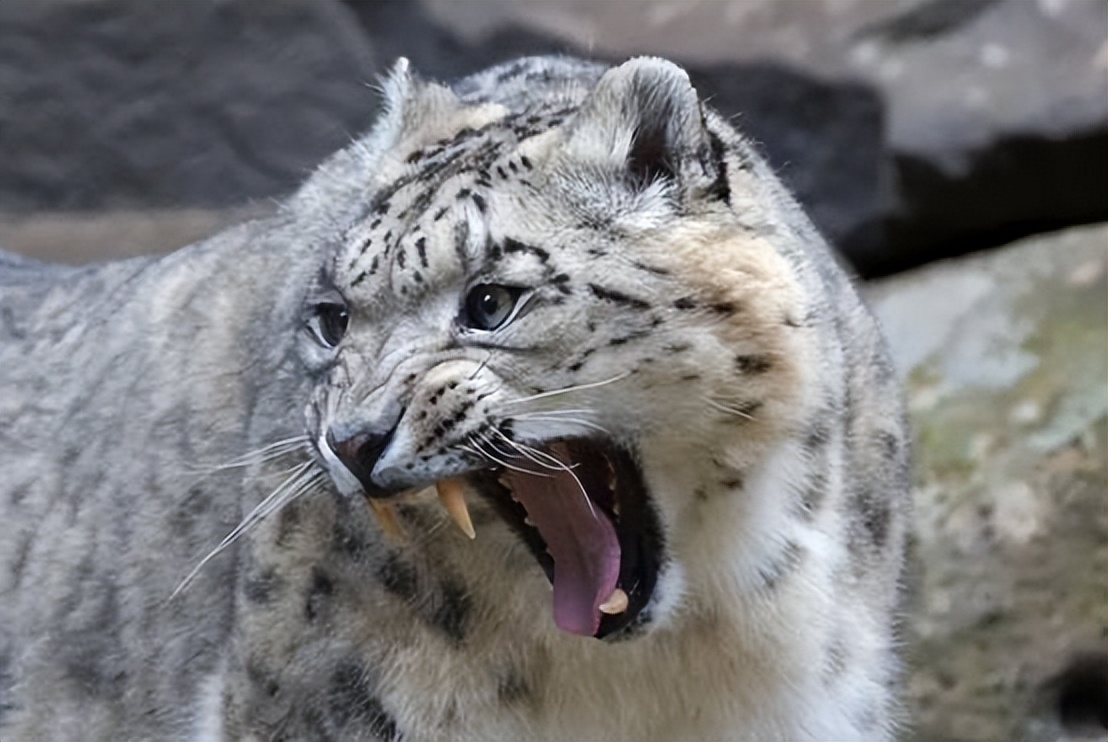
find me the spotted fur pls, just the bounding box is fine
[0,56,909,740]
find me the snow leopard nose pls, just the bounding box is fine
[327,424,399,498]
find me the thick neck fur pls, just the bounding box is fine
[235,404,891,741]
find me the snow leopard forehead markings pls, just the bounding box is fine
[337,104,573,307]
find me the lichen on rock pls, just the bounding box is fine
[867,224,1108,741]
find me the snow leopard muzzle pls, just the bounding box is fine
[327,426,397,499]
[326,424,663,641]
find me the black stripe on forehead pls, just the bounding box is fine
[452,220,472,273]
[344,136,507,270]
[340,108,580,290]
[353,107,571,232]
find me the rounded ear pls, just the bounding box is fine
[290,58,462,214]
[561,57,714,190]
[377,57,463,143]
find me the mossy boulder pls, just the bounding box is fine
[867,224,1108,740]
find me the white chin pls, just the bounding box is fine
[643,561,686,629]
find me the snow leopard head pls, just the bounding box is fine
[296,57,813,639]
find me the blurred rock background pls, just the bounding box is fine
[0,0,1104,738]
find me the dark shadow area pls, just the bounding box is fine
[876,129,1108,277]
[1052,653,1108,735]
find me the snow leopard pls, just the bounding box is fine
[0,56,910,740]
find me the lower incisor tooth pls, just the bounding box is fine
[598,587,629,615]
[436,477,476,540]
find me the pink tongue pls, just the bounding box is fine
[503,443,620,636]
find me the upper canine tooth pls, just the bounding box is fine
[366,498,405,541]
[436,477,476,540]
[598,588,629,615]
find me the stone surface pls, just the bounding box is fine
[0,0,375,211]
[0,206,268,264]
[421,0,1108,275]
[866,224,1108,741]
[2,0,1103,275]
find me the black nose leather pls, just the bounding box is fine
[327,425,397,497]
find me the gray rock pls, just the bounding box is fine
[859,0,1108,274]
[2,0,1103,276]
[0,206,269,264]
[866,224,1108,740]
[419,0,1108,275]
[0,0,376,211]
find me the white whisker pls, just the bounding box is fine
[488,429,569,472]
[469,352,492,380]
[490,429,579,473]
[512,408,596,417]
[704,397,755,420]
[473,433,547,477]
[484,431,596,519]
[511,414,612,437]
[474,429,514,458]
[544,448,597,519]
[503,371,631,407]
[166,461,321,603]
[199,435,311,472]
[466,436,552,478]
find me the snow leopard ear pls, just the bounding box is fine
[377,58,464,144]
[290,59,464,214]
[564,57,719,195]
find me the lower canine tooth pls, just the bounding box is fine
[598,588,629,615]
[436,477,476,540]
[366,498,405,540]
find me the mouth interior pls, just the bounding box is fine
[474,437,661,639]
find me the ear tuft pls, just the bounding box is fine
[376,57,415,138]
[380,58,413,113]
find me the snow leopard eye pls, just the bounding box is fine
[308,302,350,348]
[463,283,523,331]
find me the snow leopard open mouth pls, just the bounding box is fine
[468,438,663,640]
[333,428,664,640]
